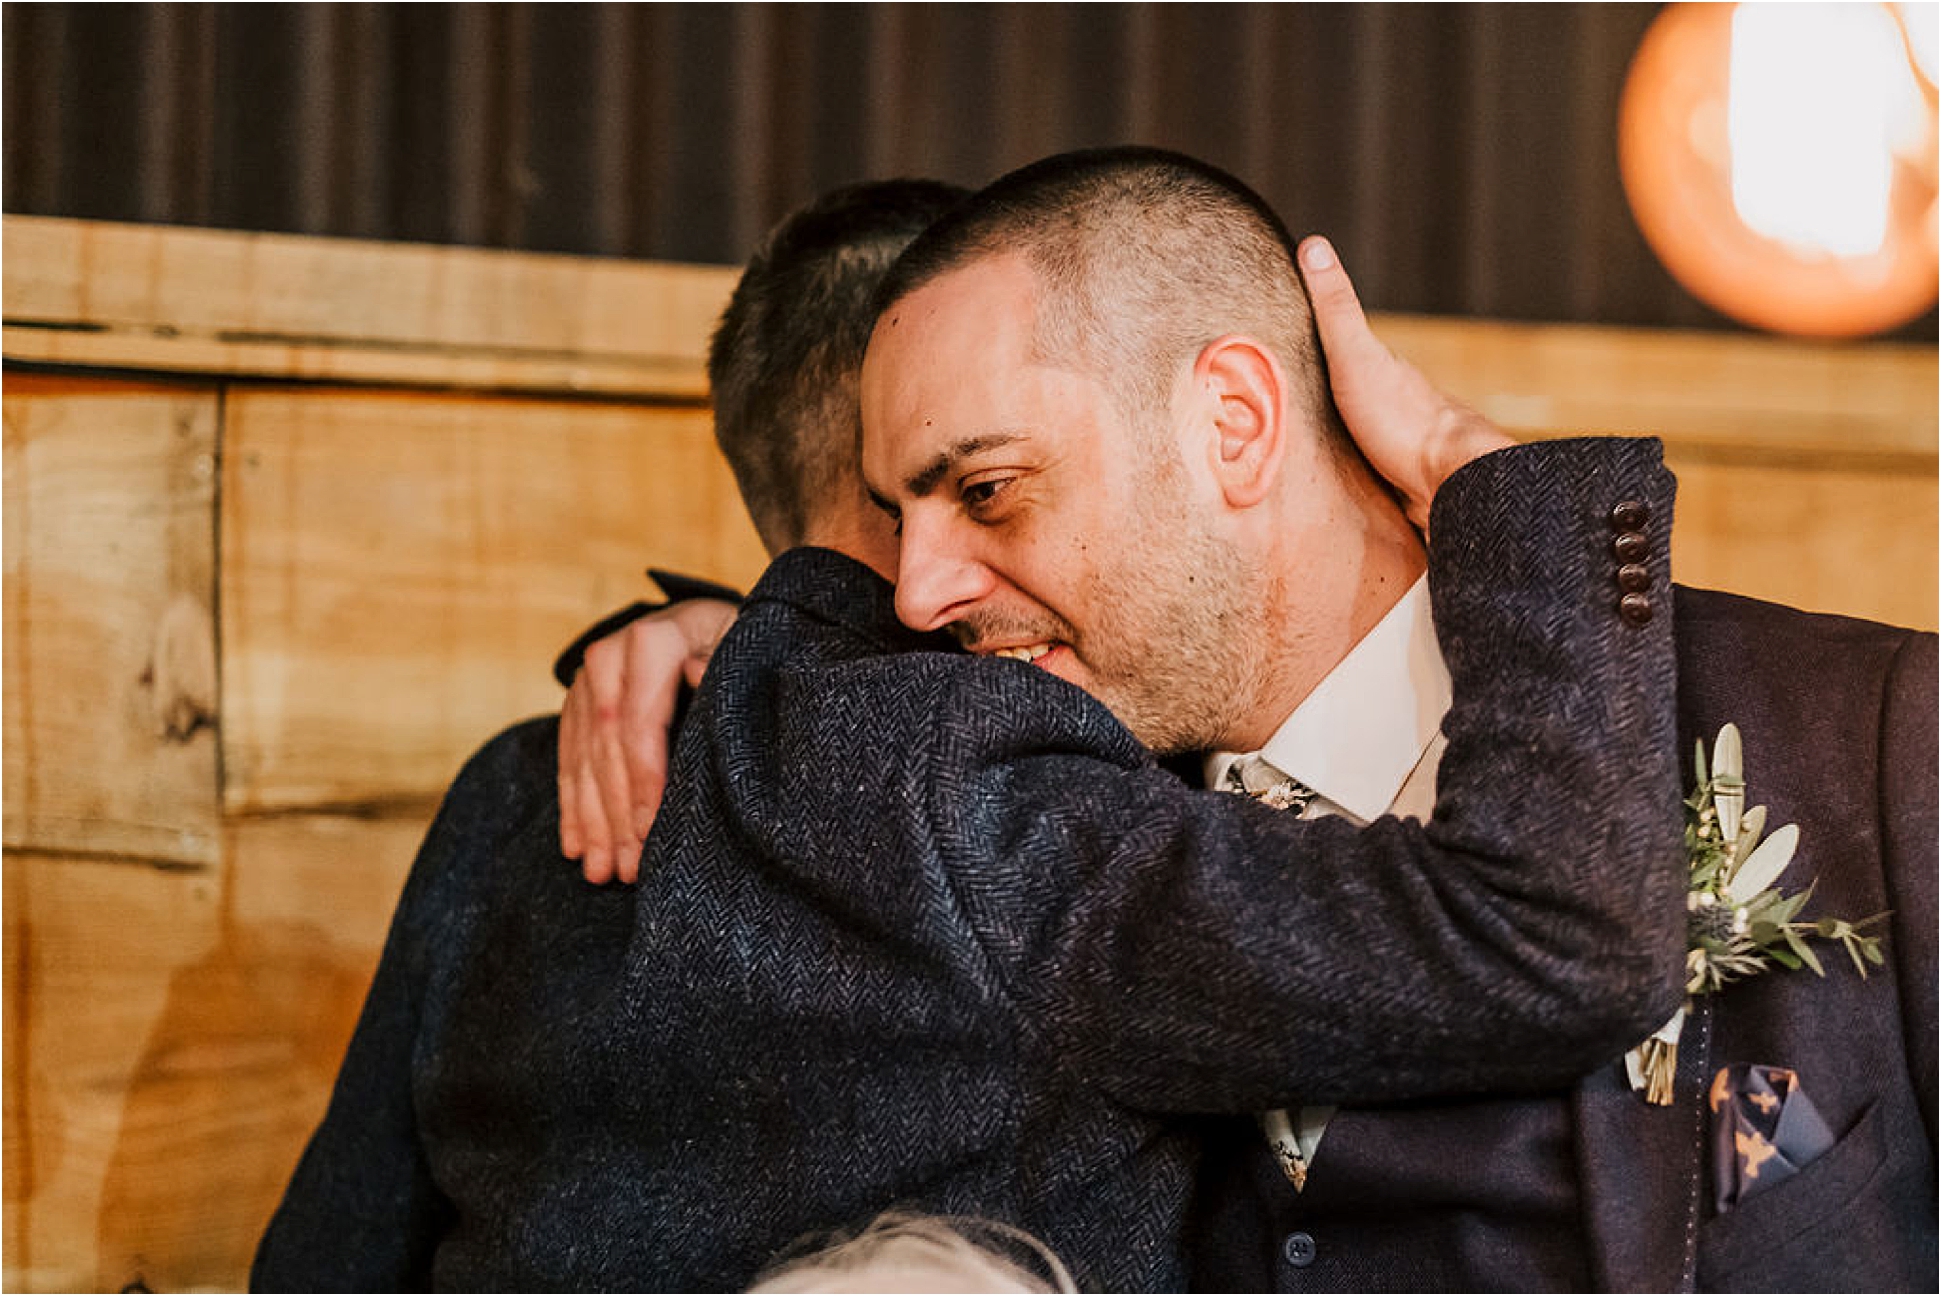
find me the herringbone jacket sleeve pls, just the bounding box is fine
[913,437,1688,1112]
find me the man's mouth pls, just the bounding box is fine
[951,617,1077,672]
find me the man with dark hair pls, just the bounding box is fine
[559,179,970,883]
[259,166,1689,1291]
[709,179,970,555]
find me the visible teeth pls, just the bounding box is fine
[994,644,1051,663]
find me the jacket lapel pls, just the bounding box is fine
[1573,998,1714,1292]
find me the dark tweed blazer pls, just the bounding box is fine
[1193,588,1938,1292]
[254,439,1688,1292]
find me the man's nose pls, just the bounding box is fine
[893,512,997,633]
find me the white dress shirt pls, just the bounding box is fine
[1206,574,1450,827]
[1204,574,1452,1183]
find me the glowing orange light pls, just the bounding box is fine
[1619,2,1938,338]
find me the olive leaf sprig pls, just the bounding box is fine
[1625,723,1888,1105]
[1682,723,1886,993]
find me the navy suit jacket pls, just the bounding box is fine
[1594,588,1937,1291]
[254,439,1690,1291]
[1193,588,1938,1292]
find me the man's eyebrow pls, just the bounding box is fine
[901,433,1027,498]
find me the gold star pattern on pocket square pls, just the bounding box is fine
[1709,1063,1835,1210]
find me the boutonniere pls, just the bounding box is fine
[1625,723,1888,1105]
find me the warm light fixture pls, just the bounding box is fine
[1619,2,1938,338]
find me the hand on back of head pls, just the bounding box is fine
[1294,236,1512,532]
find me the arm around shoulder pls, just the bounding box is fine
[935,436,1687,1111]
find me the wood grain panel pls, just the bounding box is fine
[2,374,221,865]
[4,215,735,398]
[2,814,427,1294]
[1380,312,1936,459]
[86,815,422,1293]
[2,852,221,1293]
[4,856,29,1282]
[1665,448,1938,631]
[1,324,715,400]
[225,813,430,957]
[220,388,769,813]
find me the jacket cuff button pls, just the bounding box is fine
[1617,562,1651,592]
[1620,592,1654,624]
[1613,531,1650,563]
[1611,500,1650,530]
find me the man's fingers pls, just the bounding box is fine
[591,697,641,871]
[576,767,616,886]
[620,677,678,841]
[1295,232,1509,522]
[572,635,641,882]
[558,771,582,860]
[558,684,587,860]
[682,654,711,690]
[571,641,630,884]
[619,618,689,840]
[1298,235,1424,422]
[561,601,725,884]
[623,731,670,841]
[1298,236,1378,369]
[1296,234,1426,504]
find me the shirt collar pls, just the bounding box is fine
[1205,575,1450,822]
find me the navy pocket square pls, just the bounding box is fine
[1709,1063,1836,1211]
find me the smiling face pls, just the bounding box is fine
[859,253,1273,754]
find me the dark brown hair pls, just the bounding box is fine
[709,179,968,553]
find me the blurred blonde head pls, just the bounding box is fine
[749,1211,1075,1294]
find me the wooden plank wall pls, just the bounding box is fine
[4,215,1935,1292]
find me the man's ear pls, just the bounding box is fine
[1194,335,1287,509]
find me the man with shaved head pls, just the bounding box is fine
[530,150,1688,1289]
[564,148,1933,1291]
[849,147,1935,1292]
[861,151,1427,761]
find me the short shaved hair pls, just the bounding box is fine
[874,147,1347,453]
[711,178,968,554]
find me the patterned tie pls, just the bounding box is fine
[1217,755,1331,1191]
[1221,754,1319,816]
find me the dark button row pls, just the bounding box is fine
[1611,500,1654,624]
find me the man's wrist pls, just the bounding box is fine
[553,602,659,688]
[1424,415,1515,507]
[552,571,747,688]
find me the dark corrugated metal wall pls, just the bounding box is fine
[5,2,1930,337]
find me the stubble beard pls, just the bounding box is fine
[1083,459,1274,757]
